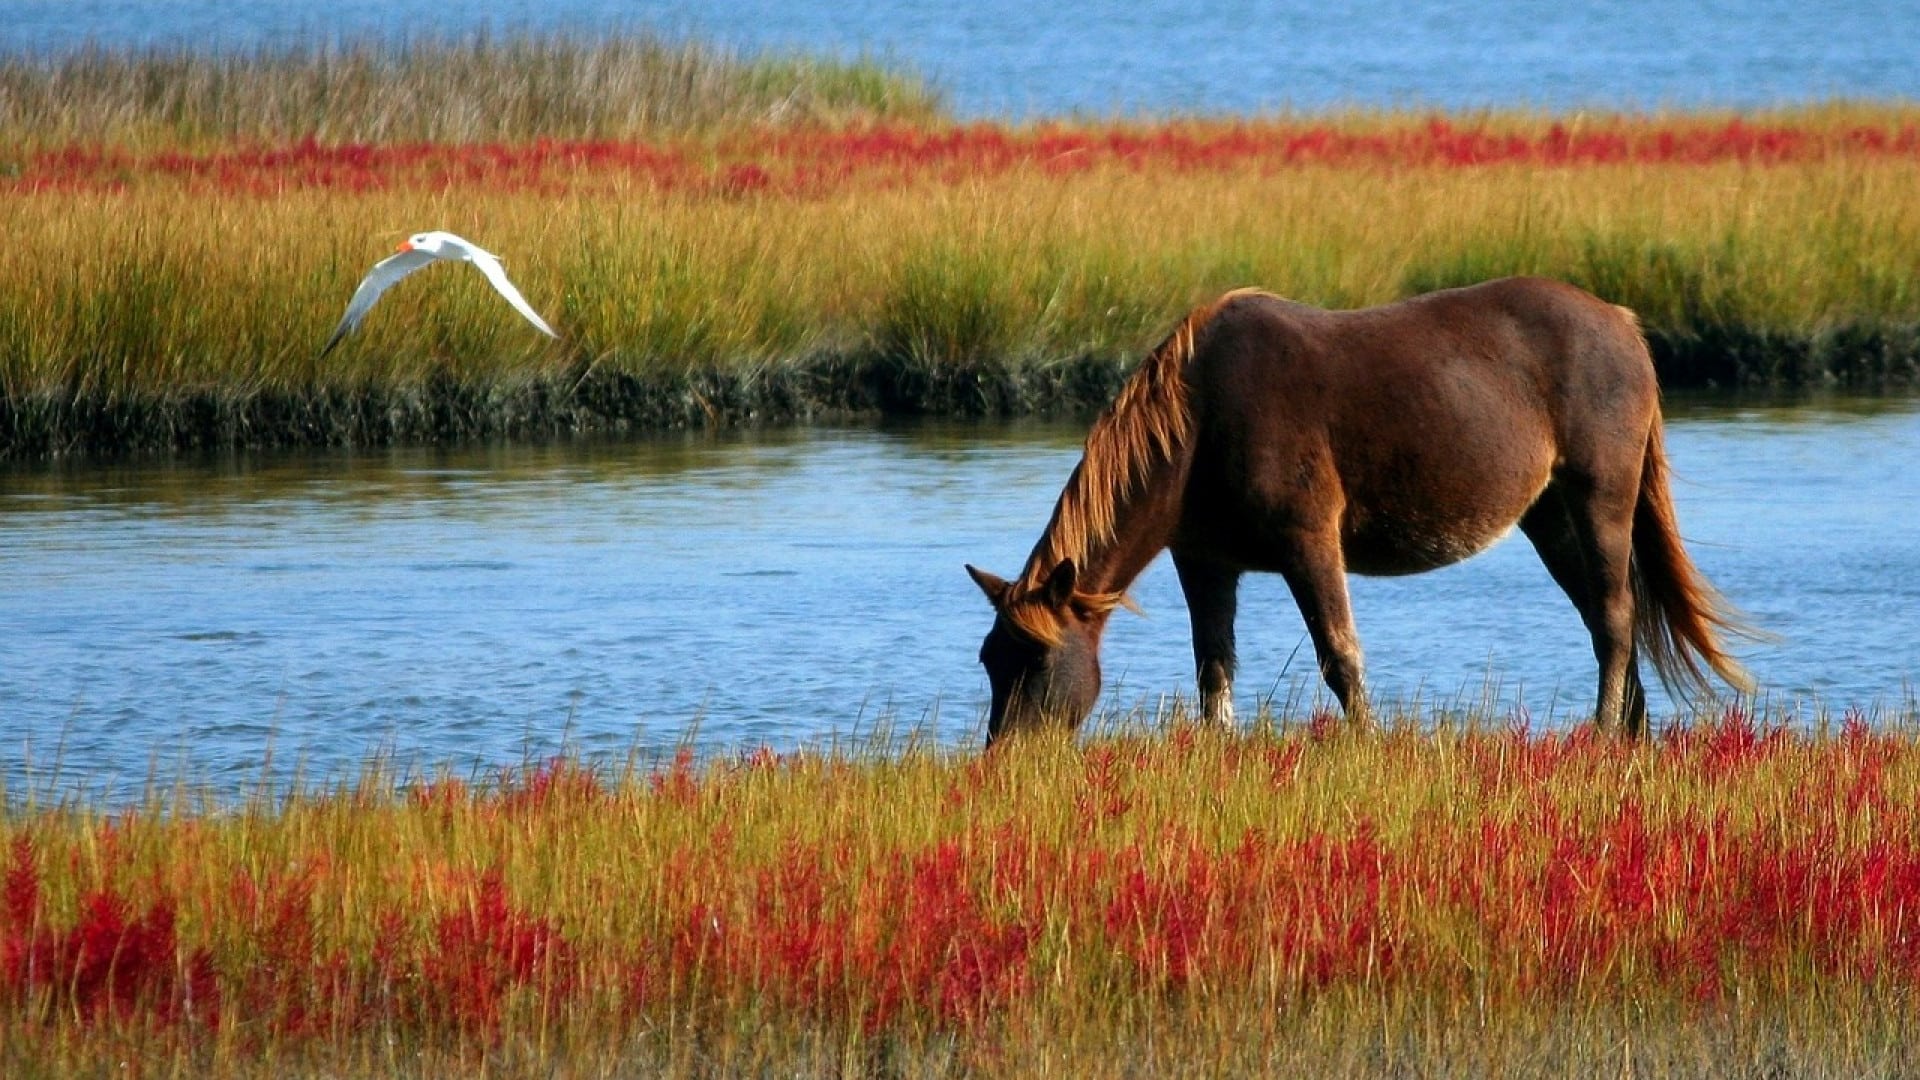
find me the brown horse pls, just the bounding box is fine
[967,276,1753,744]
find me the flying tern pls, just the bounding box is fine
[322,230,558,355]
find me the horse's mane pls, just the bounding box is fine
[1003,289,1268,643]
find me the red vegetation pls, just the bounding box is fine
[13,118,1920,196]
[411,866,577,1032]
[3,836,220,1029]
[4,711,1920,1051]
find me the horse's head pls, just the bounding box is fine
[965,559,1115,745]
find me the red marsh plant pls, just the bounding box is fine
[5,709,1920,1075]
[10,113,1920,197]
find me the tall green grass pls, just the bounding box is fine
[0,33,946,149]
[6,158,1919,443]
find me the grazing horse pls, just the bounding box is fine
[967,276,1752,745]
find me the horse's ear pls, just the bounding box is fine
[1042,559,1079,607]
[966,564,1012,608]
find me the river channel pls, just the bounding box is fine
[3,396,1917,799]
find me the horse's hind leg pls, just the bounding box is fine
[1519,482,1648,735]
[1277,532,1371,726]
[1174,554,1242,725]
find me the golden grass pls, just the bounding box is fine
[5,155,1918,393]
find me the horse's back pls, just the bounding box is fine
[1183,278,1658,574]
[1196,277,1656,450]
[1207,276,1641,378]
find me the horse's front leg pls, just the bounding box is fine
[1173,553,1241,726]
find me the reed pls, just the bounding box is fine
[4,705,1920,1077]
[0,34,944,150]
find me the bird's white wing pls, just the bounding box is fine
[320,248,440,356]
[466,249,559,339]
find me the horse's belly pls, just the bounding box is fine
[1336,458,1550,575]
[1342,517,1517,576]
[1331,428,1554,575]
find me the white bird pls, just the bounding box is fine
[321,230,558,356]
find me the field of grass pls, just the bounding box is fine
[4,707,1920,1077]
[3,37,1920,455]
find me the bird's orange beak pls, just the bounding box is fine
[394,240,414,253]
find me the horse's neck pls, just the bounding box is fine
[1021,329,1197,598]
[1023,453,1184,597]
[1082,518,1172,597]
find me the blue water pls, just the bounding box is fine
[3,402,1918,801]
[4,1,1917,117]
[4,2,1919,800]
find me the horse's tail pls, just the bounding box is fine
[1630,415,1756,700]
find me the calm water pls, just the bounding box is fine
[5,3,1919,797]
[3,399,1918,798]
[5,1,1918,117]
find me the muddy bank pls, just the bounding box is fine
[0,353,1138,458]
[6,326,1919,458]
[1647,323,1920,387]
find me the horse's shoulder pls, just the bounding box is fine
[1201,289,1326,336]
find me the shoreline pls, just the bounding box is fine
[7,324,1920,458]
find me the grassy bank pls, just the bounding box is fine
[5,707,1920,1076]
[4,40,1920,456]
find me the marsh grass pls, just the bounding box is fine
[0,33,945,149]
[5,704,1920,1076]
[7,150,1920,454]
[4,41,1920,453]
